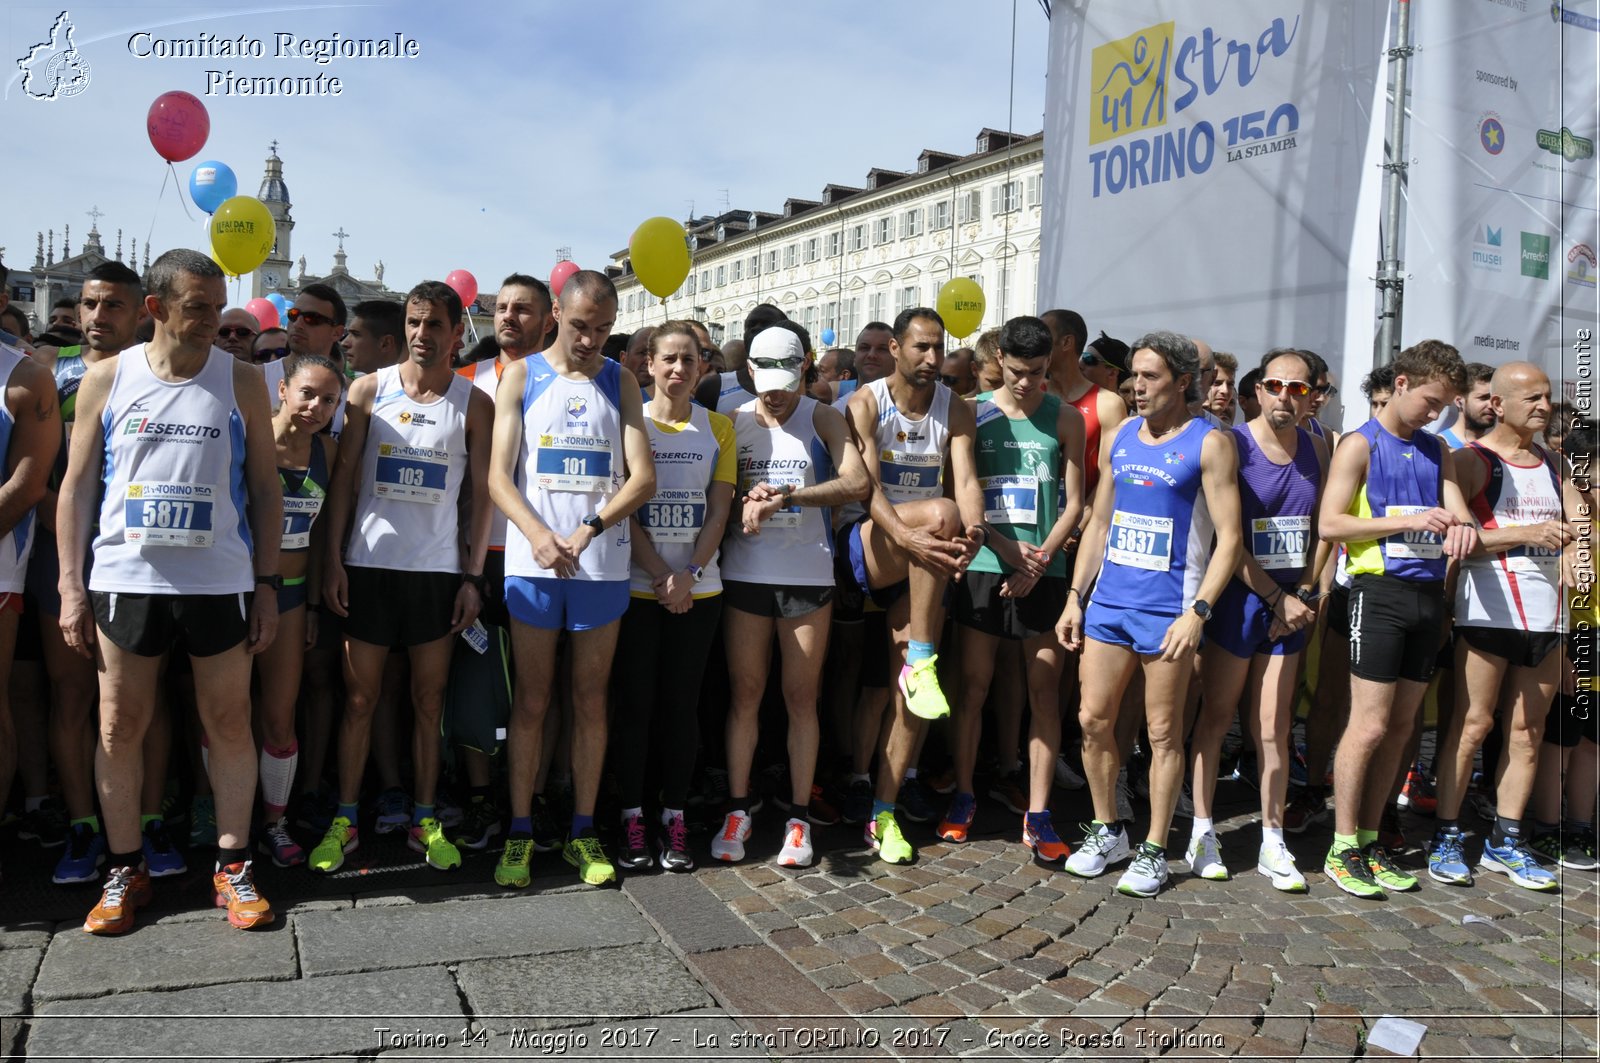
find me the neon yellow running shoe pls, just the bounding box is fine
[309,816,357,874]
[408,817,461,871]
[564,832,617,886]
[495,837,533,889]
[867,810,914,865]
[899,656,950,720]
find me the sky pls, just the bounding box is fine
[3,0,1049,297]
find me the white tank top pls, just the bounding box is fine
[631,405,729,597]
[345,364,471,573]
[866,378,951,503]
[0,345,37,593]
[719,397,836,587]
[462,358,511,550]
[716,370,756,413]
[505,354,630,581]
[1456,442,1565,632]
[91,345,253,595]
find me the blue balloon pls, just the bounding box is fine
[267,292,290,316]
[189,160,238,215]
[820,328,836,347]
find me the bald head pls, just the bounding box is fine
[1490,360,1547,396]
[1489,360,1553,436]
[217,307,261,361]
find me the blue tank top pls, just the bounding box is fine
[1232,425,1321,585]
[1344,419,1447,582]
[1092,416,1215,615]
[279,438,330,556]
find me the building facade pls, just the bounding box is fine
[608,128,1044,347]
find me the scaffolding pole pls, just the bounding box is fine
[1376,0,1413,366]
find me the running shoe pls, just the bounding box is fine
[806,786,841,827]
[408,817,461,871]
[1427,829,1472,885]
[839,778,873,825]
[1114,767,1137,826]
[213,860,274,929]
[897,776,937,823]
[1363,842,1418,892]
[1466,788,1498,824]
[292,788,336,833]
[1184,830,1229,881]
[617,812,653,872]
[83,865,153,935]
[1174,779,1196,819]
[1396,762,1437,814]
[495,836,533,888]
[188,794,217,848]
[259,816,306,868]
[937,793,977,844]
[453,798,502,852]
[710,811,751,862]
[1543,825,1600,871]
[867,810,914,864]
[309,816,358,874]
[1066,821,1130,878]
[374,788,411,835]
[1323,846,1385,899]
[1379,804,1406,851]
[657,813,695,873]
[899,657,951,720]
[1288,743,1310,788]
[777,819,814,868]
[564,832,616,886]
[433,790,464,829]
[1053,754,1087,791]
[1022,811,1071,869]
[529,793,563,853]
[1283,788,1328,834]
[53,823,106,885]
[1117,842,1170,897]
[924,766,958,795]
[17,798,67,848]
[987,771,1028,816]
[1479,839,1558,891]
[1256,840,1307,892]
[142,818,187,878]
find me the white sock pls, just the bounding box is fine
[1192,816,1214,839]
[1262,826,1285,847]
[661,807,683,826]
[258,743,299,813]
[25,795,46,813]
[905,767,919,780]
[621,806,643,821]
[850,773,870,785]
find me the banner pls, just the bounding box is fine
[1400,0,1599,405]
[1038,1,1390,428]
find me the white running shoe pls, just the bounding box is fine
[1116,844,1170,897]
[776,818,814,868]
[1184,831,1230,881]
[1065,821,1131,877]
[1256,840,1308,892]
[709,811,751,863]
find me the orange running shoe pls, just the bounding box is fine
[83,864,153,935]
[213,860,275,929]
[1022,810,1071,869]
[937,793,977,843]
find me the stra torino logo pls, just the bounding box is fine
[16,10,91,101]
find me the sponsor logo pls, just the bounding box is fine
[1471,334,1523,351]
[1568,243,1598,287]
[1474,68,1518,91]
[397,410,434,427]
[15,11,91,101]
[1163,450,1186,465]
[1521,232,1552,279]
[1479,112,1507,155]
[1552,3,1600,31]
[122,417,222,439]
[565,396,588,420]
[1471,224,1504,271]
[1536,126,1595,161]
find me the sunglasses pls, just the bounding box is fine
[700,347,719,360]
[1314,382,1337,396]
[1260,378,1314,398]
[254,346,290,362]
[217,326,257,339]
[287,307,333,327]
[750,356,802,370]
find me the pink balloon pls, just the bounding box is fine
[549,260,580,298]
[147,91,210,163]
[445,269,478,311]
[244,298,280,331]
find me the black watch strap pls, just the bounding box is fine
[255,574,283,591]
[462,572,487,591]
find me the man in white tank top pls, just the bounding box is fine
[58,249,283,935]
[842,308,987,866]
[316,281,495,876]
[488,271,656,889]
[1429,362,1586,891]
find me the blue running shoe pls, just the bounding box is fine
[1427,829,1472,886]
[142,818,187,878]
[53,822,105,885]
[1479,838,1558,892]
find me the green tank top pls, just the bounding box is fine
[970,391,1066,576]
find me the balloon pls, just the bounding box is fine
[266,292,290,319]
[628,217,691,299]
[208,196,276,277]
[445,269,478,311]
[188,161,237,215]
[244,298,280,331]
[936,278,986,339]
[147,91,210,163]
[820,328,837,347]
[549,260,580,299]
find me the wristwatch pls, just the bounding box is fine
[461,572,487,592]
[1191,599,1212,621]
[1293,587,1320,605]
[255,574,283,591]
[582,514,605,533]
[687,563,705,583]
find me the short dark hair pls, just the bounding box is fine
[281,352,345,392]
[1130,330,1202,403]
[648,320,701,360]
[559,270,617,309]
[82,260,144,295]
[744,303,788,348]
[0,306,28,337]
[148,248,224,302]
[350,299,403,346]
[1238,367,1262,396]
[499,274,553,315]
[406,280,463,326]
[1299,348,1330,383]
[1361,364,1396,398]
[1392,339,1467,393]
[1213,352,1238,376]
[892,307,944,342]
[860,321,892,338]
[1258,347,1315,382]
[1040,308,1088,353]
[998,315,1052,361]
[299,282,347,326]
[826,347,856,374]
[1463,361,1495,387]
[51,297,77,312]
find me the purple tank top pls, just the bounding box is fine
[1233,424,1321,584]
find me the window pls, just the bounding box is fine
[766,249,779,273]
[931,201,951,231]
[991,180,1022,214]
[900,208,924,239]
[823,301,838,335]
[802,306,818,336]
[803,238,820,263]
[956,190,982,224]
[874,217,893,244]
[826,231,842,258]
[687,274,697,296]
[715,265,726,287]
[749,254,760,277]
[700,269,712,290]
[784,244,798,268]
[895,285,919,315]
[841,297,860,340]
[869,291,888,324]
[1026,173,1042,208]
[848,224,868,252]
[732,259,743,282]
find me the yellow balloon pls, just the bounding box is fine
[628,216,691,299]
[208,196,275,278]
[936,277,986,339]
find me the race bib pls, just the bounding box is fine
[1507,539,1562,576]
[642,487,706,544]
[281,494,325,551]
[1385,504,1442,560]
[375,443,449,504]
[982,475,1039,525]
[535,434,613,493]
[124,482,215,548]
[1251,515,1310,571]
[880,449,942,502]
[1106,510,1173,572]
[751,474,803,529]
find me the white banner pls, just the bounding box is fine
[1039,1,1390,428]
[1401,0,1599,404]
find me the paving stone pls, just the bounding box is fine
[296,892,653,975]
[457,944,711,1033]
[685,944,877,1050]
[34,917,296,1000]
[0,948,41,1013]
[868,972,935,1005]
[0,924,51,951]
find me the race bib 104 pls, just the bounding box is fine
[982,475,1039,526]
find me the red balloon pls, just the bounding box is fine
[549,260,580,298]
[147,91,210,163]
[445,269,478,311]
[244,298,280,331]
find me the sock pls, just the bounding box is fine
[1565,819,1593,832]
[1262,826,1284,847]
[727,796,750,815]
[1356,828,1378,848]
[336,801,359,825]
[25,795,46,813]
[259,742,299,819]
[140,813,161,830]
[1192,816,1214,839]
[621,806,643,821]
[1495,814,1522,846]
[412,803,435,826]
[509,816,532,838]
[469,785,491,803]
[849,773,870,785]
[71,815,101,833]
[1435,818,1460,836]
[905,767,919,780]
[871,798,895,819]
[1332,832,1359,853]
[1533,819,1559,835]
[1137,840,1165,856]
[907,639,935,665]
[109,850,144,872]
[571,813,594,836]
[661,807,684,826]
[216,846,248,868]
